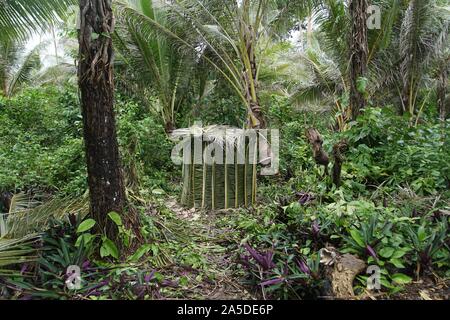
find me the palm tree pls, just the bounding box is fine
[114,0,197,133]
[117,0,296,129]
[78,0,127,238]
[0,39,41,97]
[297,0,449,122]
[366,0,448,116]
[399,0,436,114]
[432,22,449,121]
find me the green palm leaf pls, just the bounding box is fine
[0,0,76,42]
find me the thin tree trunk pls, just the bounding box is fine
[437,62,448,121]
[349,0,368,120]
[78,0,126,238]
[332,140,348,187]
[165,120,175,134]
[401,75,416,115]
[242,23,266,129]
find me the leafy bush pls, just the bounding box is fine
[0,86,178,196]
[116,95,176,191]
[0,87,86,195]
[235,107,450,298]
[343,108,450,194]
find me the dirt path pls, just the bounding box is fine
[159,198,255,300]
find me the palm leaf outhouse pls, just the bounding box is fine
[171,125,273,209]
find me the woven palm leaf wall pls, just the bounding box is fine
[177,127,258,209]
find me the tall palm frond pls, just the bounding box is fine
[0,39,45,97]
[0,38,19,94]
[398,0,448,114]
[5,43,42,97]
[0,0,76,42]
[315,0,350,72]
[367,0,403,62]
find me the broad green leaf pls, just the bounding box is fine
[392,250,407,259]
[379,247,395,258]
[108,212,122,226]
[101,238,119,259]
[75,233,94,247]
[390,258,405,268]
[380,278,395,289]
[77,219,96,233]
[350,229,365,247]
[100,245,108,258]
[391,273,412,284]
[128,244,151,262]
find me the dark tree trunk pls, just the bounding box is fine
[164,120,175,134]
[306,128,330,177]
[0,191,12,213]
[332,140,349,187]
[78,0,126,237]
[437,62,448,121]
[349,0,368,120]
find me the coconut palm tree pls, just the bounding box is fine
[114,0,198,133]
[398,0,448,115]
[78,0,128,238]
[116,0,305,129]
[297,0,449,120]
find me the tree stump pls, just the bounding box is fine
[305,128,329,176]
[320,248,366,299]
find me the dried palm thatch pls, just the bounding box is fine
[0,194,89,275]
[0,233,41,276]
[0,193,89,238]
[173,125,261,209]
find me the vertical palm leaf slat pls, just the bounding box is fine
[174,125,261,209]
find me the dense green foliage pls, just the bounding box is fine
[1,87,448,300]
[0,87,175,196]
[0,87,85,194]
[231,104,450,298]
[0,0,448,301]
